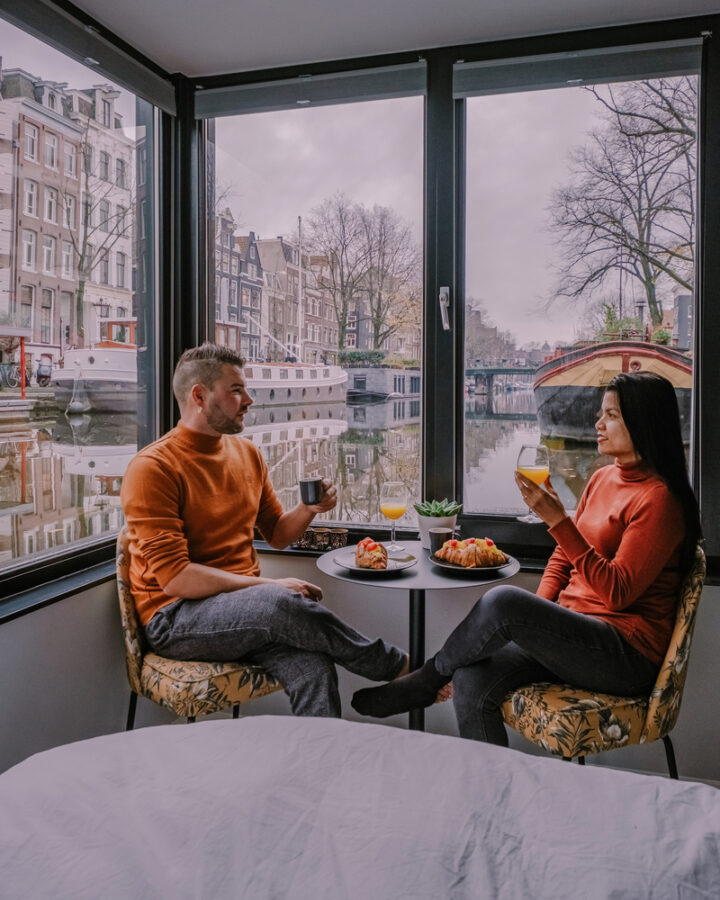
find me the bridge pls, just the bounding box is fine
[465,364,538,394]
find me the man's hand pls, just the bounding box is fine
[305,479,337,514]
[514,472,567,529]
[275,577,324,602]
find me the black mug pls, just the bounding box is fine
[299,477,324,505]
[429,527,453,555]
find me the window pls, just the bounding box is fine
[116,251,126,287]
[47,92,56,110]
[22,230,36,269]
[458,57,699,529]
[24,123,38,160]
[40,289,53,343]
[99,199,110,232]
[42,235,56,273]
[65,194,76,230]
[44,133,58,168]
[102,98,112,127]
[0,15,158,583]
[99,251,110,285]
[44,186,58,223]
[116,204,127,233]
[64,143,77,176]
[115,157,126,188]
[99,150,110,181]
[62,241,73,279]
[23,179,38,216]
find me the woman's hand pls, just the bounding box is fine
[514,472,567,529]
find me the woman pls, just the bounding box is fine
[352,372,701,744]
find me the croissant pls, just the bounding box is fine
[435,537,507,568]
[355,537,388,569]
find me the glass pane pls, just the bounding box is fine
[209,97,423,529]
[0,17,155,570]
[463,77,697,517]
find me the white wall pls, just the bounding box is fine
[1,555,718,783]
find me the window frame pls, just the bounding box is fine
[2,6,720,605]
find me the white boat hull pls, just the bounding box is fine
[52,348,141,414]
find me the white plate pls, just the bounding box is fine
[333,546,418,575]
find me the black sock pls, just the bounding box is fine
[351,657,451,718]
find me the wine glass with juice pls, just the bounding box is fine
[516,444,550,524]
[380,482,407,551]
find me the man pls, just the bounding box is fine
[121,343,408,716]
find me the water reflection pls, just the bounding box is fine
[1,391,610,566]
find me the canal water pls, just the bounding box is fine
[0,390,606,567]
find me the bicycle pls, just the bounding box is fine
[6,365,32,389]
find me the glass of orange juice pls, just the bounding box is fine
[380,481,407,551]
[516,444,550,523]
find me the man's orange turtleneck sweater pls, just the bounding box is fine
[538,461,685,667]
[120,422,283,626]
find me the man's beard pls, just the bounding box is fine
[206,400,246,434]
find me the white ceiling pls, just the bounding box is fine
[71,0,720,78]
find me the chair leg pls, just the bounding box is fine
[232,705,240,719]
[126,691,137,731]
[577,756,585,765]
[663,735,679,779]
[187,715,196,723]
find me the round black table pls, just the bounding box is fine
[317,540,520,730]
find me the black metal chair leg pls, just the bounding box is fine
[663,735,679,779]
[577,756,585,765]
[187,715,196,723]
[232,705,240,719]
[126,691,137,731]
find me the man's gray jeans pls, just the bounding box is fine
[144,583,406,717]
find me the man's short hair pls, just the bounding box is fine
[173,343,246,405]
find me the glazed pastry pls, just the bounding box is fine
[355,537,388,569]
[435,537,507,568]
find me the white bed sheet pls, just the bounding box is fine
[0,716,718,899]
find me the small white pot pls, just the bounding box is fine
[416,514,457,550]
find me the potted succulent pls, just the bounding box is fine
[413,498,462,549]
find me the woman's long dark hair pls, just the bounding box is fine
[606,372,701,574]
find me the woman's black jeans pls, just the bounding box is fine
[434,585,659,746]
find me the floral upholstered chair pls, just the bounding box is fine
[501,544,706,777]
[116,525,282,728]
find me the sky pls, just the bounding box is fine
[215,89,606,348]
[2,16,640,349]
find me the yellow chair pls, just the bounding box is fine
[116,525,282,728]
[502,544,706,777]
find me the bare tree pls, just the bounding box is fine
[358,205,421,348]
[549,77,696,326]
[306,193,371,348]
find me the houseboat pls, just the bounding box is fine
[51,319,142,415]
[243,362,347,406]
[533,341,692,442]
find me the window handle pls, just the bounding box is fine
[439,286,451,331]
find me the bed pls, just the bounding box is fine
[0,716,718,899]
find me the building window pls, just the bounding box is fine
[99,252,110,285]
[64,194,76,230]
[116,251,126,288]
[62,241,73,279]
[23,179,38,216]
[99,199,110,232]
[102,98,112,127]
[20,285,34,328]
[47,92,56,110]
[40,289,53,343]
[99,150,110,181]
[24,123,38,161]
[137,145,146,185]
[44,186,58,223]
[44,133,58,169]
[115,157,126,188]
[42,235,56,274]
[83,145,93,174]
[82,192,92,228]
[64,142,77,176]
[22,230,36,269]
[116,204,126,234]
